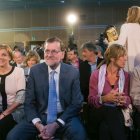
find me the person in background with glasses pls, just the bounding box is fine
[7,37,87,140]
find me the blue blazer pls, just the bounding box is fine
[24,62,83,124]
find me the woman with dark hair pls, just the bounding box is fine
[88,44,131,140]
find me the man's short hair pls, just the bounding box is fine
[44,37,65,51]
[81,41,97,53]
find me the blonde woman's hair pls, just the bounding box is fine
[104,44,126,65]
[126,6,140,24]
[23,50,40,67]
[0,44,13,60]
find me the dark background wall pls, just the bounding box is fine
[0,4,133,48]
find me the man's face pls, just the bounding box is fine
[82,48,95,61]
[67,50,77,61]
[44,41,63,68]
[14,52,24,64]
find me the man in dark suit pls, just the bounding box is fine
[79,41,103,102]
[7,37,86,140]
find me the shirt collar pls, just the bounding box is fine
[88,57,97,66]
[48,64,61,75]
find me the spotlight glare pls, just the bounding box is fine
[67,13,77,25]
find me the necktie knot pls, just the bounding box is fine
[50,70,55,78]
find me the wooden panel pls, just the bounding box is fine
[0,32,14,43]
[14,9,31,28]
[14,32,31,42]
[0,10,14,28]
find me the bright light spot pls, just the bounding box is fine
[67,13,78,25]
[60,1,64,3]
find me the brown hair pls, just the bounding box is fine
[126,6,140,24]
[0,44,13,60]
[44,37,65,51]
[23,50,40,67]
[104,44,126,65]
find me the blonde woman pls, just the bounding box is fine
[88,44,131,140]
[0,44,25,140]
[117,6,140,71]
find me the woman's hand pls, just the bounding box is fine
[102,89,120,103]
[116,94,127,106]
[0,113,5,120]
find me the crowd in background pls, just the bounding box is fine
[0,5,140,140]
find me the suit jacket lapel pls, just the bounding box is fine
[59,63,67,107]
[41,63,49,107]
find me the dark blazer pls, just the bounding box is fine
[79,57,103,102]
[24,62,83,124]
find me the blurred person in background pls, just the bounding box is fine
[13,51,25,68]
[95,33,108,55]
[22,50,40,82]
[67,46,83,69]
[79,41,103,102]
[130,65,140,130]
[117,6,140,72]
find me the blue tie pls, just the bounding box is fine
[47,70,57,123]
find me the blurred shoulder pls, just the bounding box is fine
[91,69,99,78]
[61,62,79,75]
[123,70,130,79]
[31,62,46,70]
[132,65,140,76]
[14,66,24,73]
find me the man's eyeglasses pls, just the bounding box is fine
[44,49,61,55]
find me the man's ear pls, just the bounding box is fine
[60,51,65,60]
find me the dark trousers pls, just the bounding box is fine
[6,117,87,140]
[0,114,17,140]
[88,106,127,140]
[133,110,140,129]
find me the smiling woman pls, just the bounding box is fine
[0,44,26,140]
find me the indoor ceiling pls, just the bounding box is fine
[0,0,139,9]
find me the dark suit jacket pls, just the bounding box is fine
[24,62,83,124]
[79,57,103,102]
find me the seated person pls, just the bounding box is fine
[67,47,83,69]
[0,44,25,140]
[88,44,131,140]
[22,50,40,82]
[7,37,87,140]
[80,41,103,102]
[130,65,140,129]
[13,51,25,68]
